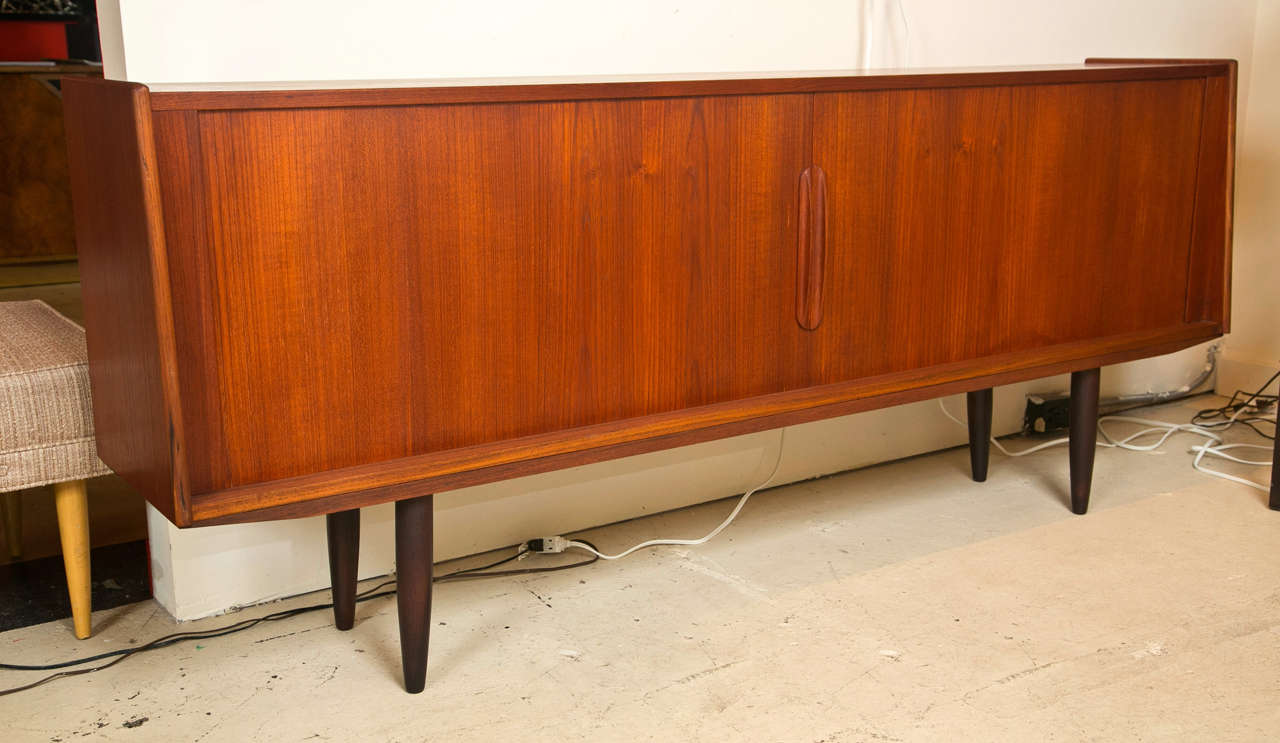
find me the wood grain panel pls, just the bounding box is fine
[172,95,812,491]
[62,79,189,524]
[811,78,1205,383]
[1084,59,1236,329]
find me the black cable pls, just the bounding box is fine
[1096,370,1278,441]
[1189,368,1280,441]
[0,650,134,697]
[1194,414,1275,439]
[0,579,396,673]
[435,540,599,582]
[0,585,392,696]
[0,541,600,696]
[1,545,583,674]
[436,547,529,578]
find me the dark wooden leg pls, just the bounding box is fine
[326,509,360,630]
[1268,433,1279,511]
[395,494,434,694]
[1069,368,1101,515]
[966,388,993,482]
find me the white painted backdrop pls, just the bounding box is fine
[93,0,1270,619]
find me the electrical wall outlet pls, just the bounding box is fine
[526,536,570,554]
[1024,393,1071,434]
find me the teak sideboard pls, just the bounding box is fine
[62,60,1235,693]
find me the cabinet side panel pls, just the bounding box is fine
[62,79,187,523]
[1183,67,1235,328]
[189,95,812,491]
[812,78,1206,382]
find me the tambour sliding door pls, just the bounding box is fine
[808,78,1207,383]
[167,94,813,492]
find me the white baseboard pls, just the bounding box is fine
[1216,351,1280,398]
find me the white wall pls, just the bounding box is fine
[1219,0,1280,398]
[98,0,1265,619]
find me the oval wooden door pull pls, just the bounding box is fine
[796,165,827,330]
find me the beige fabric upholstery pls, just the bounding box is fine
[0,300,110,492]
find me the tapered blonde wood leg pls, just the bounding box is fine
[53,480,92,639]
[2,490,21,559]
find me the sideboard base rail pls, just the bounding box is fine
[189,324,1217,527]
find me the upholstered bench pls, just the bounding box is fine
[0,299,110,638]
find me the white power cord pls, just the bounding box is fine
[938,400,1070,457]
[938,347,1222,457]
[1184,404,1274,491]
[565,429,787,561]
[540,380,1272,563]
[939,394,1275,492]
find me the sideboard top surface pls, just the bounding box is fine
[144,60,1232,110]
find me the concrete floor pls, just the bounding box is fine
[0,399,1275,742]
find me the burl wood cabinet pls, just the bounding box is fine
[62,60,1235,692]
[0,63,102,262]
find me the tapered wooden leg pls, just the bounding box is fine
[3,490,21,559]
[1069,369,1101,515]
[1268,433,1278,511]
[966,388,993,482]
[395,494,434,694]
[326,509,360,630]
[53,480,92,639]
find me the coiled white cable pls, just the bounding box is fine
[567,387,1273,564]
[939,396,1274,492]
[1185,403,1274,491]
